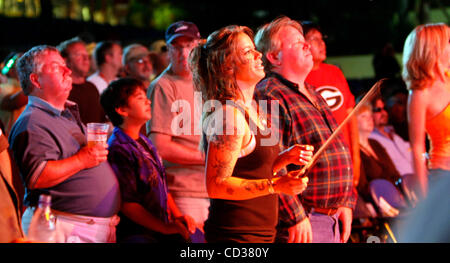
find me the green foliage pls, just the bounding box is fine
[151,2,184,30]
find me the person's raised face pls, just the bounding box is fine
[168,36,199,74]
[126,55,153,83]
[66,42,91,78]
[32,51,73,105]
[372,99,389,128]
[357,108,374,134]
[119,87,151,124]
[107,44,123,70]
[305,28,326,64]
[233,33,265,85]
[276,26,313,75]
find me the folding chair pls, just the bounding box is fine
[369,179,409,243]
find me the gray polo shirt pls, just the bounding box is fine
[9,96,120,217]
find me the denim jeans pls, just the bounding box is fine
[309,212,341,243]
[275,211,341,243]
[429,169,450,182]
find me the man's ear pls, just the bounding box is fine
[265,50,281,66]
[105,52,114,63]
[124,64,131,75]
[29,73,40,90]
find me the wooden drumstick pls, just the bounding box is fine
[290,78,386,178]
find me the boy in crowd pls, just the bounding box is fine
[100,78,197,243]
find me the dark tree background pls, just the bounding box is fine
[0,0,448,58]
[172,0,448,56]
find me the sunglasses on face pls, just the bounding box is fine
[372,106,387,113]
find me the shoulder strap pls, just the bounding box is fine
[226,101,259,129]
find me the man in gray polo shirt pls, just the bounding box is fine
[9,45,120,243]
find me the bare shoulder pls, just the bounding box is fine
[408,88,430,106]
[204,104,247,145]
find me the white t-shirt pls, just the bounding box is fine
[87,72,109,95]
[369,126,414,176]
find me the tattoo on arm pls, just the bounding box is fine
[206,106,253,197]
[226,187,235,195]
[207,125,242,191]
[240,180,267,194]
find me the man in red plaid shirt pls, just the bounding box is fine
[254,16,357,243]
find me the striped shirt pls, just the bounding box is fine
[255,72,357,226]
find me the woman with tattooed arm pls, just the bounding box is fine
[190,25,313,243]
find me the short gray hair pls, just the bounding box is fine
[16,45,59,95]
[254,16,303,73]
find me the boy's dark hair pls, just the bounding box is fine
[100,77,146,127]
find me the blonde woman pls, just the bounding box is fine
[402,23,450,197]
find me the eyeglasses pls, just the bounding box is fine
[38,62,69,74]
[292,41,310,51]
[372,106,387,113]
[134,57,151,65]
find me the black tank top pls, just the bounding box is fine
[204,103,280,243]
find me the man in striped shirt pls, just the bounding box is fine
[254,16,356,243]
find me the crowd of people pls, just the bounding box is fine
[0,16,448,243]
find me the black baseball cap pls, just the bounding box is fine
[165,21,201,44]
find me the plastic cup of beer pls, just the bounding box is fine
[86,123,109,147]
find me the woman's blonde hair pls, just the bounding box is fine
[402,23,450,90]
[355,93,373,115]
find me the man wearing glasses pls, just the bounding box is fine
[369,96,414,177]
[9,46,120,242]
[254,16,356,243]
[122,44,154,89]
[147,21,209,234]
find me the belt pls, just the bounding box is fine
[304,205,338,216]
[52,210,120,226]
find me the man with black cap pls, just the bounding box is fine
[147,21,209,233]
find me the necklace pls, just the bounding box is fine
[233,100,267,129]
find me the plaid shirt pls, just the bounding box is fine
[255,72,357,227]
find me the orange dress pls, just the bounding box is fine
[426,103,450,170]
